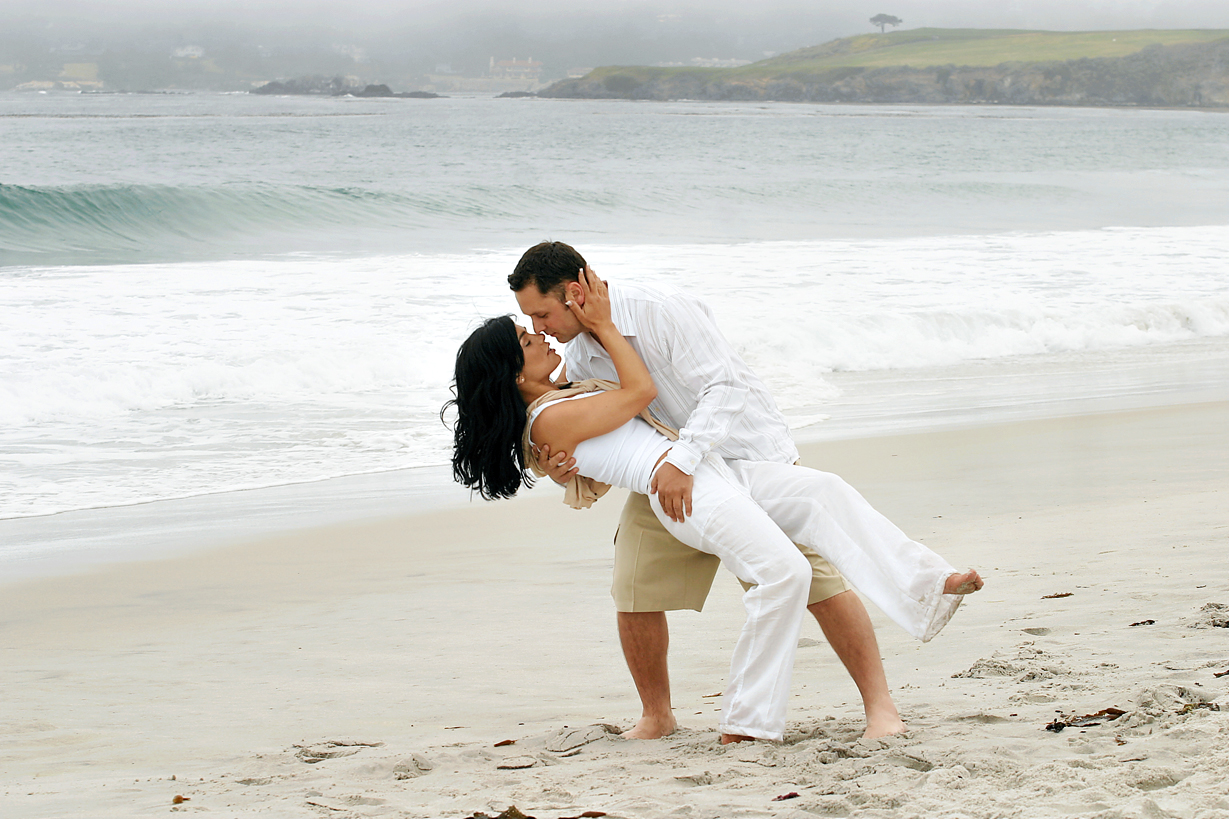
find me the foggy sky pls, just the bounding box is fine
[7,0,1229,38]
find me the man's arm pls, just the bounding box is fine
[645,294,751,521]
[650,294,751,475]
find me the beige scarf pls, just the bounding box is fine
[522,378,679,509]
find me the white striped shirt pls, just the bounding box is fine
[564,281,798,475]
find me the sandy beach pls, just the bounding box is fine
[2,401,1227,819]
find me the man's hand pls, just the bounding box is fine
[650,461,693,522]
[534,443,578,487]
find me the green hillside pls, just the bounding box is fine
[750,28,1229,72]
[547,28,1229,107]
[583,28,1229,85]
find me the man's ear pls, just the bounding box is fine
[565,281,584,305]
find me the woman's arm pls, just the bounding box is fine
[532,267,657,452]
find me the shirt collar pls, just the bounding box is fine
[568,281,638,362]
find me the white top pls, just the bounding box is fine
[528,392,672,496]
[564,281,798,475]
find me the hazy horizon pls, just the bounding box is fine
[4,0,1228,92]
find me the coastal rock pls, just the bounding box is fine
[252,77,443,98]
[252,75,359,96]
[540,38,1229,107]
[353,84,394,97]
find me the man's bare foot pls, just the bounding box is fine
[623,713,677,740]
[862,698,907,739]
[863,714,907,740]
[944,569,984,595]
[720,733,755,745]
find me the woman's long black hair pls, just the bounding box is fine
[442,316,533,500]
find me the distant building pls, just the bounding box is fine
[489,57,542,81]
[17,79,103,91]
[567,67,594,79]
[332,44,369,64]
[59,63,99,81]
[173,46,205,59]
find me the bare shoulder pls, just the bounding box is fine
[530,400,581,452]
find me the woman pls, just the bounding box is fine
[446,269,981,743]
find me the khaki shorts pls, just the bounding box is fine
[611,491,852,613]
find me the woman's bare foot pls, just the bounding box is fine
[623,713,677,740]
[944,569,984,595]
[720,733,755,745]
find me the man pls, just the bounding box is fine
[511,241,907,741]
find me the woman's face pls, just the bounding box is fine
[517,325,561,382]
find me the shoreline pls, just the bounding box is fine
[5,341,1227,584]
[3,400,1227,818]
[8,86,1229,110]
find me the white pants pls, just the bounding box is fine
[649,457,961,741]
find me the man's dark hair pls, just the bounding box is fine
[508,241,587,295]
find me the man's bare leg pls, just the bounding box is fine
[808,590,906,739]
[617,611,678,739]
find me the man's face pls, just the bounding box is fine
[514,285,584,343]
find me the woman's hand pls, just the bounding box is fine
[565,266,614,333]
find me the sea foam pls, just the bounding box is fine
[2,226,1227,519]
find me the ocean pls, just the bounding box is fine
[2,92,1227,575]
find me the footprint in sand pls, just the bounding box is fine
[294,739,383,764]
[544,724,622,753]
[1183,602,1229,629]
[393,754,434,780]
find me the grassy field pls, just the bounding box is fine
[584,28,1229,84]
[755,28,1229,71]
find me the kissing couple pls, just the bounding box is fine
[445,241,982,743]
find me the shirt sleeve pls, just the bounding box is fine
[646,296,750,476]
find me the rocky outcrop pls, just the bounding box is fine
[352,85,443,98]
[540,39,1229,107]
[251,75,358,95]
[251,77,442,98]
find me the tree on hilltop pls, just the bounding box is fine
[870,14,903,33]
